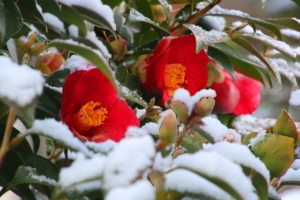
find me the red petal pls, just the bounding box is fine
[147,36,174,66]
[66,68,117,112]
[87,99,140,142]
[233,73,261,115]
[211,72,240,113]
[168,35,209,95]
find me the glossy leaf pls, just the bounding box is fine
[273,109,298,142]
[102,0,123,9]
[291,0,300,8]
[0,0,23,48]
[48,40,117,90]
[266,18,300,32]
[184,24,231,53]
[252,134,294,177]
[7,166,56,190]
[132,0,154,20]
[36,88,61,119]
[207,46,235,82]
[242,132,258,145]
[174,4,190,23]
[192,126,215,144]
[126,10,171,38]
[16,0,44,24]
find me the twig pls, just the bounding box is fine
[0,109,16,167]
[175,125,188,148]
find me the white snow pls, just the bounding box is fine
[291,159,300,169]
[184,24,230,50]
[86,31,111,61]
[57,0,116,30]
[172,151,257,200]
[198,4,250,18]
[278,168,300,185]
[205,142,270,182]
[44,83,62,93]
[153,152,173,172]
[141,122,160,136]
[135,108,145,118]
[125,126,148,137]
[43,13,65,33]
[105,180,155,200]
[295,147,300,158]
[289,90,300,108]
[165,169,233,200]
[268,186,281,199]
[248,130,267,148]
[0,56,45,107]
[281,28,300,40]
[158,109,177,126]
[24,166,56,186]
[128,9,159,26]
[64,55,94,72]
[103,135,156,190]
[71,180,101,192]
[232,21,263,34]
[58,154,106,188]
[85,140,116,154]
[68,25,79,37]
[173,88,216,115]
[200,116,241,143]
[23,119,93,157]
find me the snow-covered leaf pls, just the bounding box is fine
[48,39,117,90]
[17,0,44,24]
[273,109,298,142]
[184,24,231,53]
[278,168,300,188]
[119,84,148,107]
[7,166,56,190]
[170,151,257,200]
[103,135,155,190]
[181,132,203,153]
[126,9,171,38]
[266,18,300,32]
[23,119,93,157]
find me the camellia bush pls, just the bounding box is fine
[1,0,300,199]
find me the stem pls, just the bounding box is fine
[270,177,279,187]
[172,0,222,36]
[0,109,16,167]
[175,125,188,148]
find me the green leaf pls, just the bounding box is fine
[119,84,148,107]
[132,0,154,20]
[0,101,9,120]
[72,5,115,34]
[102,0,123,9]
[7,166,56,190]
[0,0,23,48]
[126,9,171,38]
[242,167,268,200]
[266,18,300,32]
[46,68,71,88]
[16,0,44,24]
[273,109,298,142]
[207,47,235,82]
[36,87,61,119]
[192,126,215,144]
[184,24,231,53]
[242,132,258,145]
[207,13,282,41]
[38,2,87,36]
[210,43,268,87]
[252,134,294,177]
[181,132,202,153]
[174,4,190,23]
[48,40,117,90]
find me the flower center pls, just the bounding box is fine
[71,101,108,134]
[164,63,187,95]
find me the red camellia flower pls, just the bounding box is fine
[61,68,140,142]
[138,35,209,104]
[210,70,261,115]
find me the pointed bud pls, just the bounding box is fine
[152,5,166,23]
[193,97,215,117]
[170,101,189,124]
[206,62,225,87]
[132,55,147,78]
[26,32,38,49]
[35,52,65,75]
[30,42,47,56]
[159,110,178,144]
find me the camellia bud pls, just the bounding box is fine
[35,52,65,75]
[159,110,178,144]
[110,38,128,61]
[170,101,189,124]
[193,97,215,117]
[152,5,166,23]
[206,62,225,87]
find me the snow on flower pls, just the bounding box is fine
[61,68,139,142]
[103,135,155,190]
[137,35,209,104]
[0,56,45,107]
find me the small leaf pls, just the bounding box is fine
[252,134,294,177]
[119,84,148,107]
[102,0,123,9]
[174,4,190,23]
[0,0,23,48]
[181,132,203,153]
[207,47,235,82]
[192,126,215,144]
[266,18,300,32]
[243,167,268,200]
[16,0,44,24]
[132,0,154,21]
[127,9,171,38]
[242,132,258,145]
[48,40,117,91]
[7,166,56,190]
[273,109,298,142]
[184,24,231,53]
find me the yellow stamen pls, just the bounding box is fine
[72,101,108,134]
[164,63,187,95]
